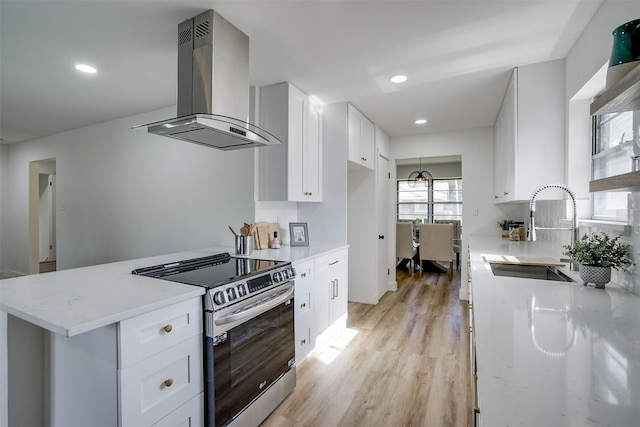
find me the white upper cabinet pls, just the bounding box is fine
[256,82,322,202]
[347,104,374,170]
[493,60,566,203]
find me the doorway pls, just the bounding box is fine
[29,159,56,274]
[395,155,462,275]
[396,155,462,224]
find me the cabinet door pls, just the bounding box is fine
[287,85,309,201]
[315,249,348,333]
[347,105,362,166]
[152,394,203,427]
[295,312,313,363]
[329,251,348,324]
[119,297,202,369]
[347,104,374,170]
[302,101,322,201]
[259,82,322,202]
[293,259,314,318]
[494,69,516,203]
[314,258,332,336]
[120,335,203,426]
[359,116,374,170]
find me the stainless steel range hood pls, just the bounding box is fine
[135,10,281,150]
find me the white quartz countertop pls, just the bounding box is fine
[0,244,347,337]
[469,235,640,426]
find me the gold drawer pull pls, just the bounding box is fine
[300,303,307,308]
[301,339,307,345]
[163,324,173,333]
[301,272,306,278]
[164,378,174,388]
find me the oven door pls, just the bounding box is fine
[207,287,295,427]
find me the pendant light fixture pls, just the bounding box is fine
[407,158,433,188]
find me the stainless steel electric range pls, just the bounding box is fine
[132,252,296,427]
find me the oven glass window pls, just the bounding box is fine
[230,303,293,386]
[214,299,294,426]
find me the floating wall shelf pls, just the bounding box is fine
[591,63,640,116]
[590,64,640,192]
[589,170,640,192]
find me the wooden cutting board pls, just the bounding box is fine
[482,254,566,267]
[252,222,269,249]
[253,222,281,249]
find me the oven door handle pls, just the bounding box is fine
[215,284,294,326]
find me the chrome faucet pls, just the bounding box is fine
[526,183,579,270]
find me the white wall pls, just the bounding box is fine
[3,107,256,273]
[392,127,510,297]
[397,161,462,180]
[565,2,639,101]
[560,2,640,295]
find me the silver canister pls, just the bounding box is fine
[235,235,254,256]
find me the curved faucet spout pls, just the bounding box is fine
[526,183,579,269]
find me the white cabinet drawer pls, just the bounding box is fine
[119,298,202,368]
[151,393,203,427]
[120,335,203,426]
[295,313,313,364]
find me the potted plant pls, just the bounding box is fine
[563,232,634,288]
[497,219,512,238]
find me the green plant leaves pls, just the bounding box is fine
[563,232,634,270]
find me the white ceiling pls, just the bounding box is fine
[0,0,603,145]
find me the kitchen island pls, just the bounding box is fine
[469,235,640,426]
[0,243,347,427]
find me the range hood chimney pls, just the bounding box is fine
[135,10,281,150]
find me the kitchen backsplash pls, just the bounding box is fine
[533,194,640,296]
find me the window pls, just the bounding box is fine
[397,178,462,224]
[432,179,463,221]
[591,110,637,221]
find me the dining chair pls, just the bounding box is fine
[396,222,418,275]
[417,223,454,278]
[435,219,461,270]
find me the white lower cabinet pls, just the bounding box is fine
[119,335,203,426]
[118,298,203,427]
[151,394,203,427]
[293,259,315,364]
[314,249,348,338]
[45,297,203,427]
[292,248,349,363]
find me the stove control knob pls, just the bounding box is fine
[213,291,226,306]
[289,267,296,279]
[237,284,247,297]
[226,287,237,301]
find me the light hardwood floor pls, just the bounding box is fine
[262,266,472,427]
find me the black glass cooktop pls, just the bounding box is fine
[132,253,285,288]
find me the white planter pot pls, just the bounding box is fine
[579,265,612,289]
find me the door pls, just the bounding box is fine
[29,158,56,274]
[377,153,390,298]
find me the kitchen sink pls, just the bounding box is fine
[489,263,574,282]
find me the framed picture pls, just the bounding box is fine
[289,222,309,247]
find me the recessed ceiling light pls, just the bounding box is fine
[390,74,407,83]
[415,119,427,125]
[75,64,97,74]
